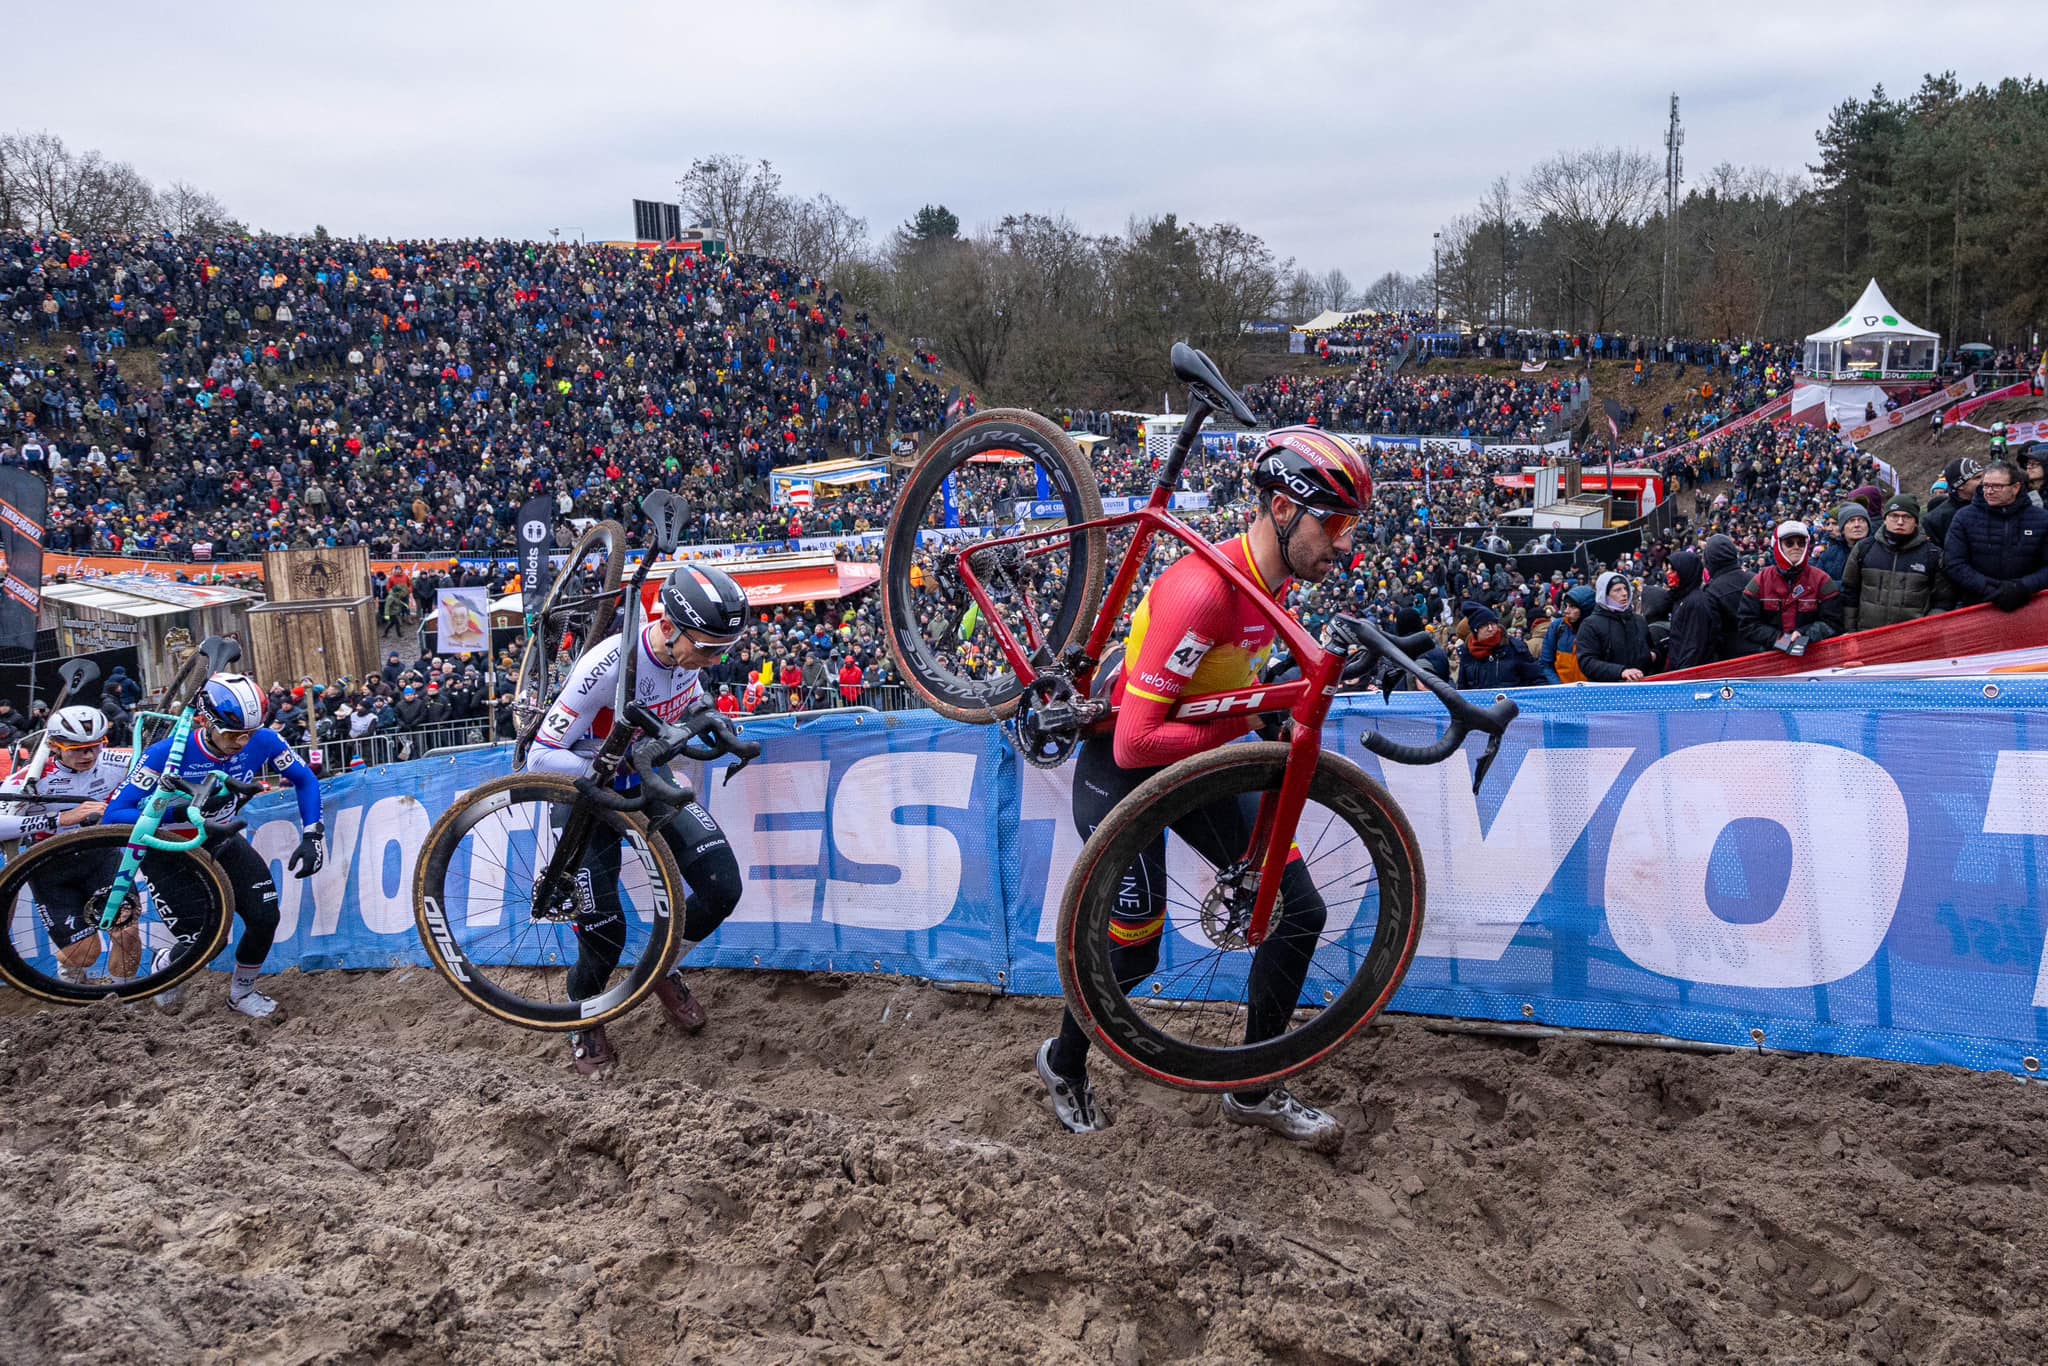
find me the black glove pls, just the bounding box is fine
[287,822,326,880]
[1994,581,2034,613]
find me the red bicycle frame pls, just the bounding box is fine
[951,490,1347,951]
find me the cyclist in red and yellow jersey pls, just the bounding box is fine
[1036,427,1371,1146]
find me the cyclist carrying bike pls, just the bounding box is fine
[523,563,751,1074]
[1036,427,1370,1146]
[102,674,326,1018]
[0,706,139,983]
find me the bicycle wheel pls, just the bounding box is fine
[0,828,233,1005]
[412,772,686,1029]
[513,519,626,763]
[1056,742,1425,1092]
[881,409,1106,723]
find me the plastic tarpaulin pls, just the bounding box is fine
[107,678,2048,1077]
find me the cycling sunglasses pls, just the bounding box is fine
[1299,505,1360,539]
[48,738,105,753]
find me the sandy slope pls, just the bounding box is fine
[3,968,2045,1364]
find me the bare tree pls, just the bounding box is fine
[1360,270,1418,312]
[1318,267,1353,313]
[154,180,236,237]
[1477,174,1519,322]
[1280,267,1317,321]
[4,131,154,234]
[677,154,787,255]
[1521,146,1660,330]
[775,192,869,276]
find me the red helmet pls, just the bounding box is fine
[1254,427,1372,514]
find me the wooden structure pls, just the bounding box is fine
[244,547,380,688]
[40,575,256,690]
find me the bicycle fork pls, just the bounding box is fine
[1241,721,1321,947]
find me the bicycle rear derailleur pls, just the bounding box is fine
[1004,658,1105,770]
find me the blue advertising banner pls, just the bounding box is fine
[145,678,2048,1076]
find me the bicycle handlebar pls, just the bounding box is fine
[1327,615,1520,792]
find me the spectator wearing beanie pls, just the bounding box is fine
[1843,495,1953,631]
[1812,503,1870,582]
[1453,600,1547,690]
[1922,457,1982,550]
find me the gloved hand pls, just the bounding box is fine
[287,823,326,880]
[1772,631,1797,654]
[1994,581,2034,612]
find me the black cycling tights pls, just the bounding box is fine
[147,832,280,968]
[564,799,742,1001]
[1049,739,1328,1100]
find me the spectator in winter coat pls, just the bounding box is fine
[1737,521,1843,655]
[1843,495,1952,631]
[1393,607,1452,688]
[1575,573,1655,682]
[1943,459,2048,610]
[393,686,427,731]
[1811,503,1870,583]
[1921,457,1982,551]
[1663,551,1719,671]
[1537,585,1595,683]
[1699,533,1750,662]
[1453,601,1548,690]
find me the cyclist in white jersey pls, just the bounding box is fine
[524,563,751,1074]
[0,707,138,982]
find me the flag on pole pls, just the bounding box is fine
[960,603,981,640]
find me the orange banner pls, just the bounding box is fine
[44,553,445,585]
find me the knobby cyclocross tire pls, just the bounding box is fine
[0,828,233,1005]
[412,772,686,1030]
[513,519,626,764]
[1056,742,1425,1092]
[881,408,1107,723]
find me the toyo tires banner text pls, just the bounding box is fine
[109,678,2048,1076]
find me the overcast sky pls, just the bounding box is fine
[18,1,2039,284]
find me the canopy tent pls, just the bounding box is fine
[768,458,891,508]
[1803,280,1941,380]
[495,554,881,618]
[1295,309,1363,333]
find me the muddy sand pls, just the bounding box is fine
[2,968,2044,1364]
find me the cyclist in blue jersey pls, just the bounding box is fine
[103,674,326,1017]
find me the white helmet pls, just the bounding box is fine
[48,705,110,747]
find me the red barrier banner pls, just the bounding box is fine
[1660,595,2048,682]
[1840,378,1975,443]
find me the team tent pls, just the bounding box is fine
[1802,279,1941,381]
[1295,309,1364,333]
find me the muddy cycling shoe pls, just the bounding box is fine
[1221,1087,1343,1151]
[1035,1039,1107,1134]
[227,989,278,1020]
[568,1026,616,1076]
[651,974,707,1034]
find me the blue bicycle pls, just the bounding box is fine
[0,638,258,1004]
